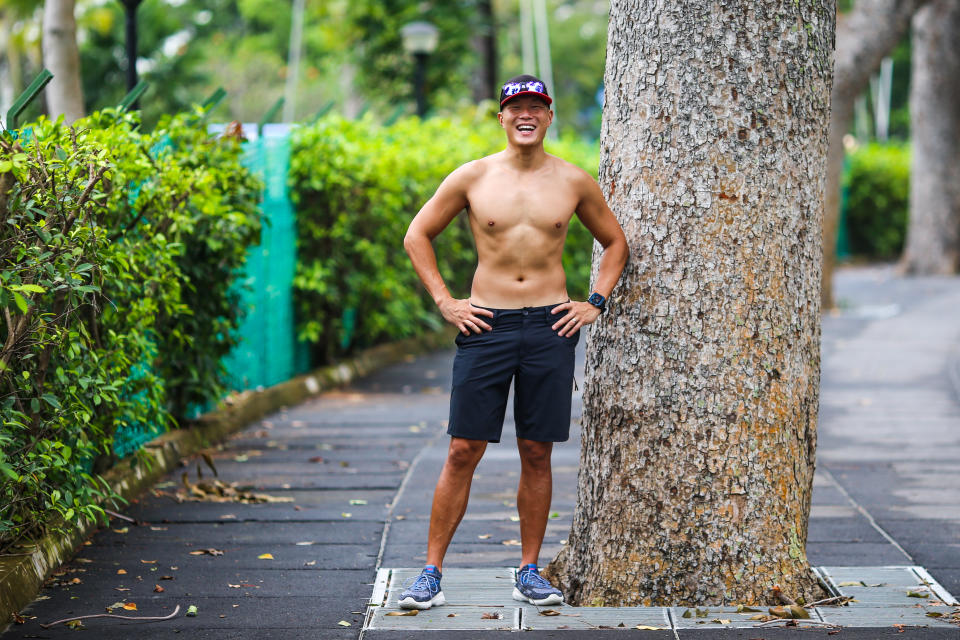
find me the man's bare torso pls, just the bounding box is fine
[464,152,581,309]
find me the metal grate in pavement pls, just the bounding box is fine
[363,566,959,633]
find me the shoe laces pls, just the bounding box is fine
[403,571,440,593]
[519,568,552,589]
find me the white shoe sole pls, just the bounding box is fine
[512,587,563,606]
[398,591,446,610]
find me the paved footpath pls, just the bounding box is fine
[3,266,959,639]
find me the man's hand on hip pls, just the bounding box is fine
[550,301,601,337]
[439,298,495,335]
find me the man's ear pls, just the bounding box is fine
[497,112,505,127]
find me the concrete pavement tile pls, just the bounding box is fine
[32,568,374,599]
[902,544,960,570]
[877,519,960,544]
[363,633,674,639]
[925,569,960,596]
[94,521,383,546]
[678,630,960,639]
[124,489,393,522]
[816,604,958,629]
[17,596,368,631]
[806,542,910,566]
[811,485,853,506]
[71,541,378,570]
[4,628,358,640]
[807,517,887,543]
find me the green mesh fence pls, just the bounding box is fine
[223,125,309,390]
[113,125,307,457]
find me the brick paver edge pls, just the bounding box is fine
[0,327,456,627]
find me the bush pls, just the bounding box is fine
[0,109,260,551]
[290,112,599,364]
[843,143,910,260]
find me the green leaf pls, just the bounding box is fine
[12,291,27,313]
[41,394,62,409]
[10,284,46,294]
[0,463,19,481]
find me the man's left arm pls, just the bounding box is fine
[551,170,628,337]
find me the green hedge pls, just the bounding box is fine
[290,112,599,364]
[843,143,910,260]
[0,109,261,551]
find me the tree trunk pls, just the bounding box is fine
[900,0,960,274]
[42,0,84,123]
[822,0,930,308]
[546,0,833,606]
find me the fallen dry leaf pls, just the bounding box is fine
[141,559,157,564]
[257,553,274,559]
[481,612,502,620]
[122,603,137,611]
[447,613,458,617]
[539,609,561,616]
[385,611,419,616]
[227,584,241,588]
[337,620,351,626]
[160,575,174,580]
[116,569,127,575]
[153,585,164,593]
[189,548,224,556]
[478,534,492,540]
[501,539,521,546]
[308,456,324,463]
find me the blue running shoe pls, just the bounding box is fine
[513,564,563,605]
[398,566,445,610]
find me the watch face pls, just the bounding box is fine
[589,293,604,306]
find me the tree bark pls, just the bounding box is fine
[900,0,960,274]
[822,0,929,308]
[42,0,84,123]
[546,0,833,606]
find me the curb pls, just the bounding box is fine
[0,327,455,627]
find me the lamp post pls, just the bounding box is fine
[120,0,142,96]
[400,21,438,117]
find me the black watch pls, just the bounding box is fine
[587,292,606,313]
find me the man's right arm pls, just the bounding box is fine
[403,163,494,335]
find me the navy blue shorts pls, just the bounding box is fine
[447,303,580,443]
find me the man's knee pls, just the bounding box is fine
[446,437,486,470]
[517,439,552,470]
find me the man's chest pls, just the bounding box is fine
[466,177,578,233]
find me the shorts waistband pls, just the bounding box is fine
[471,301,567,313]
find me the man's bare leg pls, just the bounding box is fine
[516,438,553,566]
[425,437,488,571]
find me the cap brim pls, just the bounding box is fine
[500,91,553,108]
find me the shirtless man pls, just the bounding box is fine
[400,75,628,609]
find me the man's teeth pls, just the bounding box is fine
[518,125,535,131]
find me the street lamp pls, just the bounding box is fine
[401,21,438,117]
[120,0,142,93]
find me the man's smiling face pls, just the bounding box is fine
[498,95,553,147]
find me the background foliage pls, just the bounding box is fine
[0,109,260,551]
[290,110,599,364]
[843,143,910,259]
